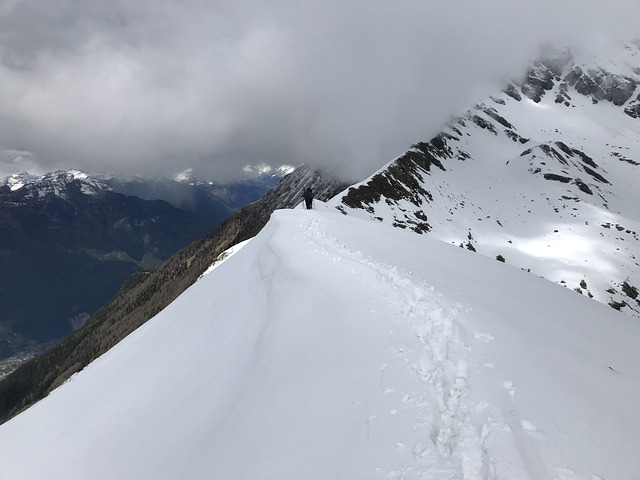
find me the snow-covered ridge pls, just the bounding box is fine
[332,40,640,317]
[1,207,638,479]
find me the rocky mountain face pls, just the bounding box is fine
[331,41,640,317]
[0,165,346,422]
[0,170,279,360]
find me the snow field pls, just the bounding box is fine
[0,207,639,479]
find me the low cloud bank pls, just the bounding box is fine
[1,0,638,181]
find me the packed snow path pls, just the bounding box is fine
[300,212,490,478]
[0,207,639,480]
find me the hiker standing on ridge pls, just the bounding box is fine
[303,187,314,210]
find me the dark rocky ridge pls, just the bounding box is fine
[520,61,558,103]
[513,46,639,115]
[520,141,610,197]
[339,136,454,233]
[565,66,637,106]
[624,94,640,118]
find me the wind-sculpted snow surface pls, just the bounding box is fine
[0,207,639,479]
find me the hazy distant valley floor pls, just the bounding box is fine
[0,351,38,381]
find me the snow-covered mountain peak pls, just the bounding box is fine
[571,39,640,76]
[0,169,113,201]
[173,167,202,185]
[1,171,31,191]
[513,40,640,112]
[332,40,640,317]
[173,164,295,187]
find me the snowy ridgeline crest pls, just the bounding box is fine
[0,208,638,479]
[333,40,640,317]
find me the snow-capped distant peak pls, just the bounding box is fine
[2,172,31,191]
[242,163,296,177]
[67,170,91,181]
[276,164,296,175]
[0,169,112,201]
[173,167,196,184]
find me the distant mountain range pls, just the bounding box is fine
[0,169,281,359]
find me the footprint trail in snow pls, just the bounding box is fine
[301,214,495,479]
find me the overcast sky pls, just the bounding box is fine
[0,0,639,181]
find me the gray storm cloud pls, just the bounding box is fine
[1,0,639,181]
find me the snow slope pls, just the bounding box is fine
[0,205,639,479]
